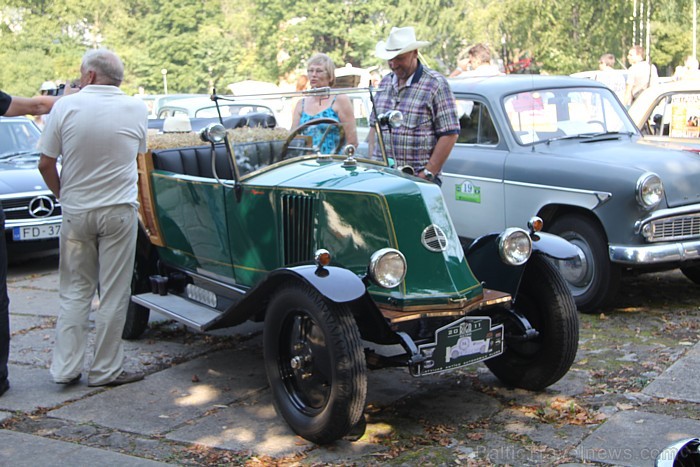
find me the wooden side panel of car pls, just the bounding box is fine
[137,152,164,246]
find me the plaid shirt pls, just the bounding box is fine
[370,62,459,171]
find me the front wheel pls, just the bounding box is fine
[485,255,579,390]
[549,214,620,313]
[263,283,366,444]
[680,264,700,284]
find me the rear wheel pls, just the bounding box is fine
[485,255,579,390]
[549,214,620,313]
[263,283,366,444]
[122,250,151,340]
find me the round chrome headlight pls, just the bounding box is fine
[200,123,226,144]
[368,248,407,288]
[498,228,532,266]
[636,172,663,209]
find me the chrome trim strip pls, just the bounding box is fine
[5,218,61,229]
[0,190,55,200]
[609,240,700,265]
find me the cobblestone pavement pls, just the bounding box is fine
[1,255,699,466]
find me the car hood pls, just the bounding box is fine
[0,157,50,195]
[536,138,700,208]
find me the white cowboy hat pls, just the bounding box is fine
[375,27,430,60]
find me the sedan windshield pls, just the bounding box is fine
[0,120,42,158]
[504,87,638,145]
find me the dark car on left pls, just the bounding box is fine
[0,116,61,258]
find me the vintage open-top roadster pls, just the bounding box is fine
[127,88,579,444]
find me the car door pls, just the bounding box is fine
[441,97,508,241]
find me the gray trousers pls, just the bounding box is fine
[50,204,137,385]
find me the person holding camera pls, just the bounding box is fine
[38,48,148,388]
[0,89,59,397]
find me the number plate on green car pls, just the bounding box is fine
[416,316,504,376]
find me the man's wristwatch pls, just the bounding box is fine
[421,167,434,181]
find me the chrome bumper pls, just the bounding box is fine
[609,239,700,265]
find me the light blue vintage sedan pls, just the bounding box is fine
[442,75,700,312]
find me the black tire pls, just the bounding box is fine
[263,283,366,444]
[680,265,700,284]
[549,213,620,313]
[485,255,579,390]
[122,251,151,340]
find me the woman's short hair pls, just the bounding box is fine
[307,53,336,87]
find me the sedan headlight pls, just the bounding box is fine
[636,172,664,209]
[498,228,532,266]
[368,248,407,288]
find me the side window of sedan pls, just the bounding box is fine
[456,99,499,145]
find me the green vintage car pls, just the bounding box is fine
[127,90,579,444]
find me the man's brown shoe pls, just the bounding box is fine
[89,371,144,387]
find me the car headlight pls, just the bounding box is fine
[498,228,532,266]
[368,248,407,288]
[636,172,663,209]
[200,123,226,144]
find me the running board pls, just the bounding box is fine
[132,293,221,332]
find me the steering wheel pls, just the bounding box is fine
[281,118,346,159]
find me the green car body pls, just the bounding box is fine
[129,106,578,444]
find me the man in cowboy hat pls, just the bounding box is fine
[369,26,459,184]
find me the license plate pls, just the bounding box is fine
[13,224,61,241]
[415,316,504,376]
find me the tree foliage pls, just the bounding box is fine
[0,0,696,96]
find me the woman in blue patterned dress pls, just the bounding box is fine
[291,53,358,154]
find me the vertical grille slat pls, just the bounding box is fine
[281,194,315,264]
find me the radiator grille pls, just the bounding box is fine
[1,195,62,220]
[281,194,315,265]
[648,214,700,242]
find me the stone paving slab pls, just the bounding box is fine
[166,368,418,457]
[50,349,268,435]
[0,429,169,466]
[0,411,12,424]
[8,320,224,370]
[572,410,700,466]
[0,364,100,413]
[643,342,700,403]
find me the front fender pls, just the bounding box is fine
[532,231,579,260]
[208,265,368,330]
[465,233,524,297]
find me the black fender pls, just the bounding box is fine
[531,231,579,260]
[207,265,369,330]
[465,232,524,297]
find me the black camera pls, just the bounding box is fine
[44,84,65,96]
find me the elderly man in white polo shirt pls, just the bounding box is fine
[38,48,149,387]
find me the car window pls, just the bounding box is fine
[0,121,41,156]
[644,92,700,138]
[503,87,634,145]
[456,99,499,145]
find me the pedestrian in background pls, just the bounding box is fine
[38,48,148,387]
[369,26,460,184]
[624,45,658,106]
[594,53,626,102]
[461,44,503,78]
[0,90,59,397]
[290,53,358,153]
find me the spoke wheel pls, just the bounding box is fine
[264,283,366,444]
[485,255,579,390]
[122,245,152,340]
[281,118,346,158]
